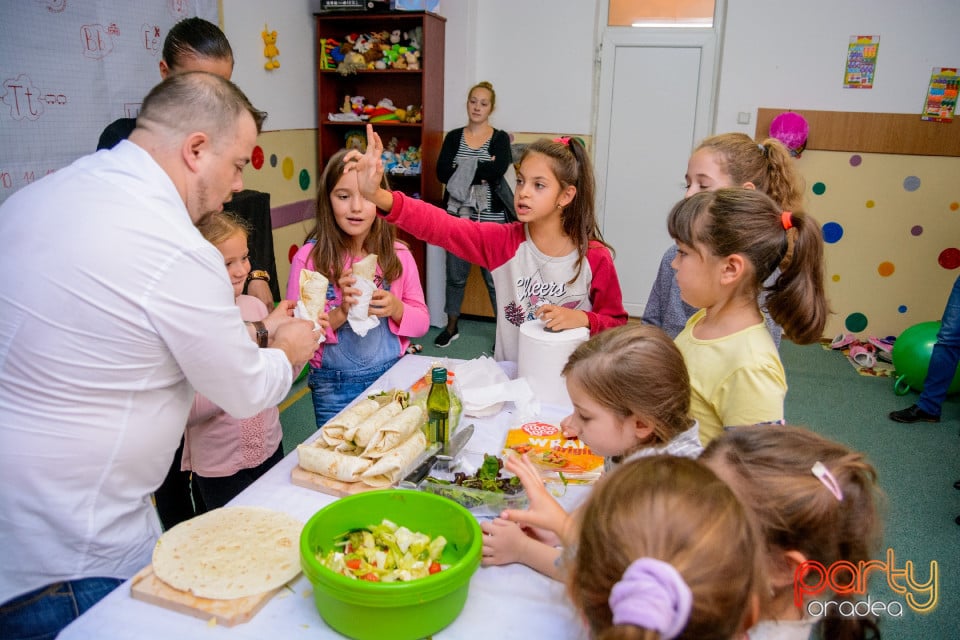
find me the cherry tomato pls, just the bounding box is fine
[429,562,441,575]
[345,558,361,570]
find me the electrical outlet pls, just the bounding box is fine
[737,111,751,125]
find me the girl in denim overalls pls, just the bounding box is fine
[287,150,429,428]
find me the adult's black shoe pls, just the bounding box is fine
[888,404,940,423]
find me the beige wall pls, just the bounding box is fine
[797,150,960,339]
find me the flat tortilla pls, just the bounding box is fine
[352,253,378,282]
[152,506,302,600]
[361,405,424,458]
[345,401,403,448]
[297,443,373,481]
[320,398,381,447]
[299,269,330,323]
[361,431,427,487]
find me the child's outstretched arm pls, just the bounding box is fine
[480,518,563,580]
[500,453,575,546]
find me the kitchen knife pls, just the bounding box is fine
[400,423,475,486]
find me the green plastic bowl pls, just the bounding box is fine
[300,490,483,640]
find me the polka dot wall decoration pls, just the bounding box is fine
[939,247,960,270]
[822,221,843,243]
[812,182,826,195]
[849,154,862,167]
[903,175,921,192]
[282,157,295,180]
[877,261,895,277]
[270,154,278,168]
[911,225,923,236]
[299,169,311,191]
[251,146,264,170]
[844,312,868,333]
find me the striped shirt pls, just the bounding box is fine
[454,136,505,223]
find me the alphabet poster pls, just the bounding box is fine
[0,0,217,205]
[920,67,958,123]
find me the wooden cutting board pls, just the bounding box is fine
[290,465,383,497]
[129,565,282,626]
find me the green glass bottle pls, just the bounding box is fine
[426,366,450,446]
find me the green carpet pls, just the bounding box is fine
[279,320,959,639]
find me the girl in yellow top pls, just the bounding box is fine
[669,188,827,444]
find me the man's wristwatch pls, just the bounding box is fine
[247,270,270,283]
[252,320,269,348]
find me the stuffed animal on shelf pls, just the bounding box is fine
[262,25,280,70]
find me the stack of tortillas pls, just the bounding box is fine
[297,393,426,487]
[152,506,303,599]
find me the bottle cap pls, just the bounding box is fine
[431,367,447,383]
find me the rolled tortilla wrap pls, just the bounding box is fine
[320,398,381,447]
[352,254,378,281]
[299,269,330,324]
[360,431,427,487]
[297,444,373,482]
[361,405,424,459]
[346,402,403,448]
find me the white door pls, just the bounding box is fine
[594,17,722,317]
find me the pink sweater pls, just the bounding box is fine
[383,191,628,361]
[181,295,282,477]
[286,241,429,368]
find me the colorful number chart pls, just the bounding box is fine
[921,67,958,123]
[844,35,880,89]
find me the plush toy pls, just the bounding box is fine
[262,25,280,70]
[769,111,809,157]
[404,104,422,123]
[345,129,366,152]
[404,50,420,71]
[338,51,366,76]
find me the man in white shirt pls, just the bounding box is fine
[0,72,321,639]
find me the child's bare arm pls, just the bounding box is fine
[479,518,563,580]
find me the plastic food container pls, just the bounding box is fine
[300,490,482,640]
[419,477,529,516]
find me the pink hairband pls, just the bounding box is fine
[812,461,843,501]
[553,136,571,146]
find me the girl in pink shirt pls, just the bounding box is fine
[287,149,429,428]
[181,212,286,509]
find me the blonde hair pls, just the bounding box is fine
[562,323,692,455]
[667,188,828,344]
[197,210,249,246]
[697,133,805,210]
[702,425,883,640]
[569,456,764,640]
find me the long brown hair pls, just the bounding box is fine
[569,456,764,640]
[702,425,883,640]
[562,323,692,456]
[697,133,805,210]
[521,137,611,283]
[305,149,402,284]
[667,188,828,344]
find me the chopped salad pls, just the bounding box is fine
[319,519,447,582]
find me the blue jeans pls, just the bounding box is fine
[918,274,960,416]
[308,359,395,428]
[445,251,496,319]
[0,577,123,640]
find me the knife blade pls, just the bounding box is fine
[400,424,475,486]
[437,423,475,462]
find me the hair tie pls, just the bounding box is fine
[781,210,793,230]
[812,461,843,501]
[608,558,692,639]
[553,136,571,146]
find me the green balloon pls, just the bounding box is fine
[891,321,960,395]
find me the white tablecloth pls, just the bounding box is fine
[59,355,590,640]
